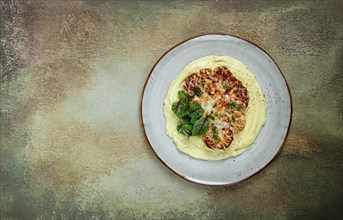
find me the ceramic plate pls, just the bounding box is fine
[140,34,292,185]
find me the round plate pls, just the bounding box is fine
[140,34,292,186]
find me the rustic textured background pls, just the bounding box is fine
[1,0,342,219]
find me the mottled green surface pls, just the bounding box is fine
[0,0,342,219]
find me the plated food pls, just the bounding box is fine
[164,56,267,160]
[141,34,292,185]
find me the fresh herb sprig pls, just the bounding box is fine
[172,90,211,137]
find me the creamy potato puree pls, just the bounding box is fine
[164,56,267,160]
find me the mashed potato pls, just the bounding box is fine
[164,56,267,160]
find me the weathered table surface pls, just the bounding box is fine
[1,0,342,219]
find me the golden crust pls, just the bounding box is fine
[182,66,249,149]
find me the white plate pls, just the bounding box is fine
[140,34,292,186]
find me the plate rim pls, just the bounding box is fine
[140,33,293,186]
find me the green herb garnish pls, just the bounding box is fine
[225,101,236,109]
[237,106,241,111]
[194,86,202,97]
[172,90,210,137]
[172,97,189,118]
[192,116,211,136]
[179,116,191,125]
[188,103,204,119]
[232,116,236,121]
[177,124,192,137]
[178,90,189,99]
[190,117,198,124]
[212,127,219,140]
